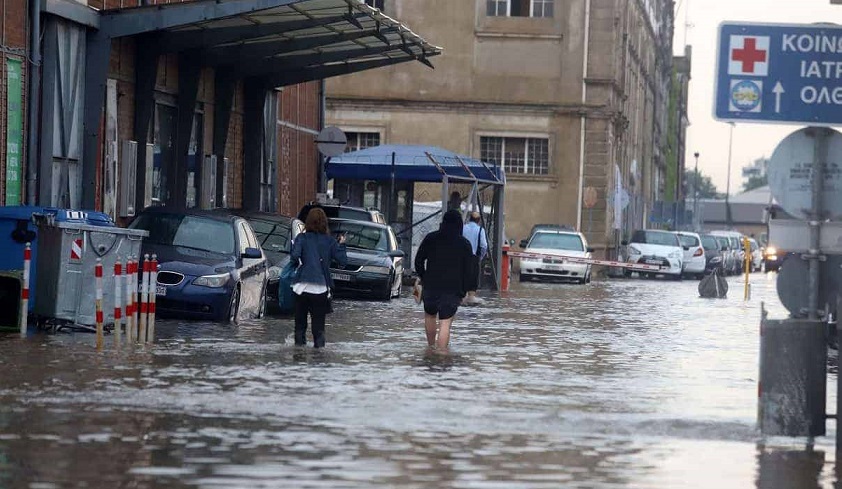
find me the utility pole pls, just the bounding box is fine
[725,122,735,229]
[693,151,699,230]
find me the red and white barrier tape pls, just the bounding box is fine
[508,250,668,271]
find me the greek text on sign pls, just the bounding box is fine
[715,22,842,126]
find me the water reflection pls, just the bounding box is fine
[756,445,826,489]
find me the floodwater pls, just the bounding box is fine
[0,273,837,488]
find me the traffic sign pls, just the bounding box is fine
[715,22,842,126]
[767,127,842,219]
[315,126,347,158]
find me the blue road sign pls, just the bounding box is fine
[715,22,842,126]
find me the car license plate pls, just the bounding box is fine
[156,285,167,297]
[331,272,351,282]
[645,259,662,265]
[546,264,564,271]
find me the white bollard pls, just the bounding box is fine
[113,259,123,347]
[132,256,140,342]
[20,242,30,337]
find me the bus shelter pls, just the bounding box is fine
[326,145,507,289]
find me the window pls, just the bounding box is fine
[249,219,293,254]
[364,0,384,10]
[678,234,699,248]
[480,136,549,175]
[487,0,553,17]
[528,233,584,252]
[345,131,381,152]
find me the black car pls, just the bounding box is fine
[130,207,269,323]
[328,218,405,300]
[700,234,726,274]
[299,203,386,224]
[231,211,304,314]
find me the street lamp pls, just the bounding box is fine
[725,122,736,229]
[693,151,700,229]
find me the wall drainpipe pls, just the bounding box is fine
[26,0,41,205]
[576,0,591,231]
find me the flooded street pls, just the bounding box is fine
[0,273,836,488]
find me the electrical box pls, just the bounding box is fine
[119,140,138,217]
[144,143,153,209]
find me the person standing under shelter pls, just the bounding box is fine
[414,209,473,351]
[462,211,488,305]
[290,208,347,348]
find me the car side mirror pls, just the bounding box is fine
[388,250,405,258]
[242,247,263,259]
[519,239,529,248]
[586,247,595,253]
[621,240,629,246]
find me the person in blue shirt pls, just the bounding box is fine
[290,208,347,348]
[462,211,488,305]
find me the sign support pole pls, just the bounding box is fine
[807,127,827,321]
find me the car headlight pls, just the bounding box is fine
[193,273,230,288]
[628,245,642,255]
[766,247,777,256]
[360,265,391,274]
[669,251,682,259]
[267,266,281,281]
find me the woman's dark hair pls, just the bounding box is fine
[305,208,329,234]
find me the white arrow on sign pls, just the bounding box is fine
[772,82,785,114]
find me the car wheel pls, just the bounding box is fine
[392,278,403,299]
[585,272,592,284]
[226,286,240,324]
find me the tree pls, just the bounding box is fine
[684,169,722,199]
[742,174,767,192]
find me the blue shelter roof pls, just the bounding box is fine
[326,145,505,184]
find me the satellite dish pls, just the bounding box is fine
[316,126,347,158]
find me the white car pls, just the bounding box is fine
[710,230,745,275]
[675,231,706,279]
[624,229,684,279]
[519,230,593,284]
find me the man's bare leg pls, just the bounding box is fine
[436,317,453,350]
[425,314,438,347]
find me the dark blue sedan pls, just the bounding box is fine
[131,208,268,323]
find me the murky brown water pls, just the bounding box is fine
[0,273,837,488]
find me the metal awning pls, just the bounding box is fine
[98,0,442,87]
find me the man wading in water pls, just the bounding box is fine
[414,209,473,350]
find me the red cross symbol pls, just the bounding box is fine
[732,38,767,74]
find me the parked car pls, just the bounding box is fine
[700,234,726,275]
[328,218,405,300]
[519,229,594,284]
[748,238,763,272]
[298,202,386,224]
[232,211,304,314]
[675,231,706,280]
[623,229,684,280]
[710,230,744,275]
[130,207,268,323]
[527,223,576,238]
[712,235,736,275]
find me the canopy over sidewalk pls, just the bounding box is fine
[326,145,505,184]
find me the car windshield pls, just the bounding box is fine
[529,233,584,251]
[329,221,389,252]
[678,234,699,248]
[701,236,719,250]
[630,230,679,247]
[132,213,235,255]
[248,218,292,254]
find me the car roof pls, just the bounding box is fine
[138,206,238,223]
[229,209,294,224]
[329,217,391,230]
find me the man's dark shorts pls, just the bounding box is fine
[422,290,461,320]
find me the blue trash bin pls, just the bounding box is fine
[0,206,114,312]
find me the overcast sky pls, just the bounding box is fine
[673,0,840,194]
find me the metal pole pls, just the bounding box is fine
[808,127,827,320]
[693,152,699,230]
[390,151,396,224]
[725,123,735,229]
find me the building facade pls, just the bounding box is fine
[328,0,678,255]
[0,0,438,223]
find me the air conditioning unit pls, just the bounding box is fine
[119,140,138,217]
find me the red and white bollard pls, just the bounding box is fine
[501,243,510,292]
[125,257,135,343]
[132,256,140,342]
[95,259,104,350]
[148,254,158,343]
[113,259,123,347]
[20,242,31,337]
[139,254,150,343]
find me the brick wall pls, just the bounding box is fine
[277,82,320,217]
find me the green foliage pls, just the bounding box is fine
[685,169,722,199]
